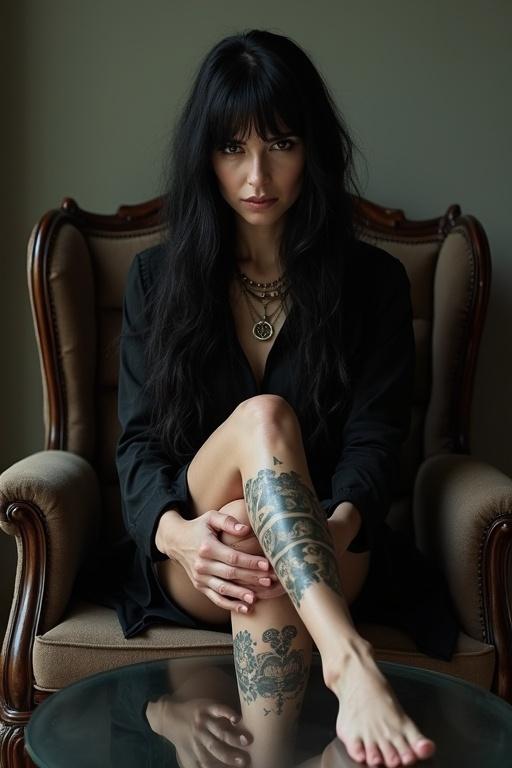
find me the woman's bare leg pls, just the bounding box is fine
[233,602,312,767]
[157,395,434,767]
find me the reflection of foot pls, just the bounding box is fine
[326,647,435,767]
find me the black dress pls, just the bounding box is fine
[100,241,459,661]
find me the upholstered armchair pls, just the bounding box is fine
[1,196,511,767]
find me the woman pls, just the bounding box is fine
[114,29,459,767]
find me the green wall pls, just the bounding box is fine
[1,1,511,634]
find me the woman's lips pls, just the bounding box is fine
[241,198,278,210]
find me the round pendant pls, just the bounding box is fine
[252,320,273,341]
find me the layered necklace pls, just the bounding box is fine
[235,267,290,342]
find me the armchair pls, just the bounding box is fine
[1,195,511,767]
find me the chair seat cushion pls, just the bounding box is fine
[33,601,232,690]
[33,600,495,692]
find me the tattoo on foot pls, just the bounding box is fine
[233,625,308,714]
[244,468,343,608]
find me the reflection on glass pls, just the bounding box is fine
[26,655,512,767]
[138,656,362,768]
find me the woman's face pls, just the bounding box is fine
[211,124,305,228]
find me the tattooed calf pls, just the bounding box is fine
[244,468,343,608]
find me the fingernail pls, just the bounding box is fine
[239,605,248,613]
[235,758,244,766]
[258,561,269,570]
[244,594,254,604]
[240,734,249,746]
[259,578,271,586]
[231,715,241,724]
[235,523,246,531]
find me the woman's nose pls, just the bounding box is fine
[247,153,270,186]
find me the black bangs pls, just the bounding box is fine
[206,58,304,148]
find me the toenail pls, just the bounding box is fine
[416,738,431,749]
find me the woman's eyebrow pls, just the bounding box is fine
[232,133,295,143]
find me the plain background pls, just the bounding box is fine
[1,1,510,638]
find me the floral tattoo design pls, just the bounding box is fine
[234,625,308,714]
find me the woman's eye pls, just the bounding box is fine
[272,139,294,151]
[222,143,242,154]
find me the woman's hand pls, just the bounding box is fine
[328,503,364,557]
[220,513,351,604]
[220,528,287,601]
[146,695,252,768]
[158,509,275,613]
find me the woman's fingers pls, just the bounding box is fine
[194,512,279,609]
[202,558,274,588]
[206,509,276,570]
[202,538,270,573]
[205,703,241,723]
[204,714,252,749]
[203,587,253,613]
[196,732,249,768]
[207,577,256,604]
[208,510,253,538]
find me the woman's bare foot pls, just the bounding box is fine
[324,644,435,767]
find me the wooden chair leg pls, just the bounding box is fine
[0,723,35,768]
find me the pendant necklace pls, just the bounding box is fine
[235,269,290,342]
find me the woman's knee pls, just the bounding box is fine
[219,498,250,524]
[238,394,300,436]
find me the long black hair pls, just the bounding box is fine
[145,29,361,461]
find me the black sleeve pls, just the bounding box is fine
[116,250,192,562]
[320,253,415,554]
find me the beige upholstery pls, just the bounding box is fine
[0,451,100,634]
[415,453,512,640]
[33,601,234,690]
[1,199,507,719]
[33,601,495,692]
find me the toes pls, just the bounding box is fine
[346,737,366,763]
[404,725,436,759]
[392,735,416,765]
[365,742,385,765]
[378,739,401,767]
[411,737,435,759]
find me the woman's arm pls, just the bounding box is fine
[321,251,415,553]
[330,501,362,535]
[116,247,192,562]
[119,251,274,611]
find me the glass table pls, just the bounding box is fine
[26,655,512,767]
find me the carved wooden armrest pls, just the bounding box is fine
[0,450,100,717]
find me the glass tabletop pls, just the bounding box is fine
[26,655,512,767]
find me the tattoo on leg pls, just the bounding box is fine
[233,625,308,714]
[244,468,343,608]
[273,456,283,465]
